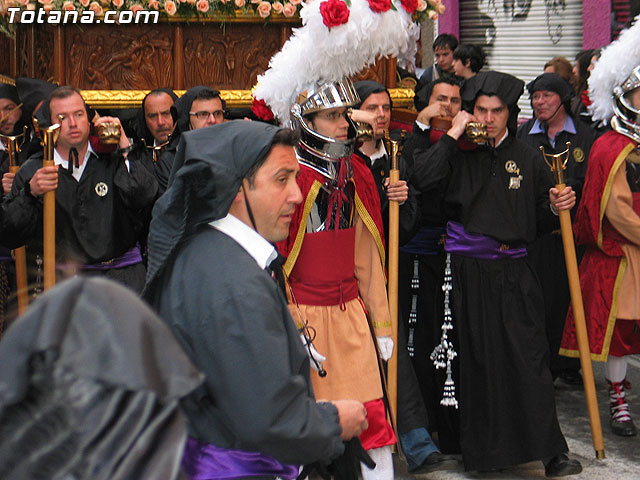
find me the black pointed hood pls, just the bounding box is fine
[144,120,283,298]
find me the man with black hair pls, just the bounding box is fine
[451,44,486,80]
[419,33,458,84]
[2,86,157,292]
[412,71,582,476]
[414,34,461,111]
[517,72,597,386]
[144,121,368,478]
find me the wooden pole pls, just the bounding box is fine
[542,144,605,459]
[3,129,28,314]
[10,166,28,315]
[384,131,400,429]
[42,124,61,291]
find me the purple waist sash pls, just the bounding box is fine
[56,245,143,272]
[444,221,527,260]
[0,247,11,262]
[182,437,299,480]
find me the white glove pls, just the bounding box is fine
[300,334,327,372]
[377,336,394,361]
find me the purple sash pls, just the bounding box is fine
[445,221,527,260]
[80,245,143,271]
[182,437,299,480]
[0,247,11,262]
[400,226,446,255]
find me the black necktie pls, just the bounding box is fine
[267,253,286,299]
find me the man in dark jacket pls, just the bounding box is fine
[2,86,157,292]
[144,121,368,478]
[516,72,597,386]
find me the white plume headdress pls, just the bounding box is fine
[253,0,422,124]
[589,14,640,122]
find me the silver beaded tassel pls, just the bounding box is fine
[429,253,458,408]
[407,258,420,357]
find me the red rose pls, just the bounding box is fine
[252,98,275,122]
[367,0,391,13]
[400,0,418,13]
[320,0,350,28]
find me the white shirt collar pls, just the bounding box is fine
[54,143,95,182]
[0,141,5,152]
[210,213,277,269]
[368,140,387,164]
[494,130,509,148]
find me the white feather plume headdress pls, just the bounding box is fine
[589,14,640,122]
[253,0,421,124]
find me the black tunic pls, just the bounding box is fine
[402,128,460,451]
[151,227,345,466]
[2,149,157,293]
[412,133,568,470]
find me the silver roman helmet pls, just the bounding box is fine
[612,65,640,143]
[290,79,360,161]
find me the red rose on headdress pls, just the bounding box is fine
[367,0,391,13]
[252,98,275,122]
[320,0,350,28]
[400,0,418,13]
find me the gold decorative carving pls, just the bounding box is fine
[80,88,414,109]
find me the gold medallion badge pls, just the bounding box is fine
[505,160,518,173]
[573,147,585,163]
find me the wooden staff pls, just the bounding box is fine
[42,122,61,291]
[383,130,401,428]
[541,143,605,459]
[1,127,28,314]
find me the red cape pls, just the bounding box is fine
[561,131,638,360]
[278,154,386,276]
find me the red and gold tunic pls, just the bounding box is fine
[561,131,640,360]
[277,154,395,449]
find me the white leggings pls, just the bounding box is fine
[361,445,393,480]
[605,355,628,383]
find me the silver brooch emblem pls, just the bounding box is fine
[509,175,523,190]
[95,182,108,197]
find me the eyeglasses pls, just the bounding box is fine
[189,110,225,121]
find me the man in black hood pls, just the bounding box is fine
[131,88,178,196]
[144,121,368,478]
[412,71,582,477]
[0,82,26,198]
[517,72,597,387]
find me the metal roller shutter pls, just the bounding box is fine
[459,0,583,119]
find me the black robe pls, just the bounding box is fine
[402,126,460,452]
[412,133,568,471]
[150,227,345,466]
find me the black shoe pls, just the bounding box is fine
[409,451,458,474]
[556,370,583,386]
[544,454,582,477]
[611,416,638,436]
